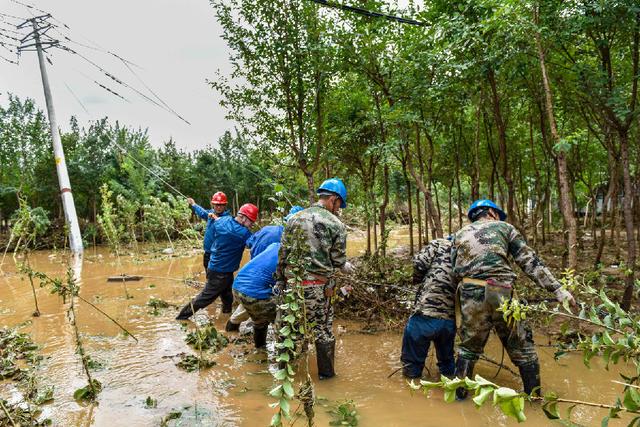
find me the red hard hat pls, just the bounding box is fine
[211,191,228,205]
[238,203,258,222]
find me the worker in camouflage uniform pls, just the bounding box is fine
[401,237,456,379]
[275,178,348,380]
[452,199,576,398]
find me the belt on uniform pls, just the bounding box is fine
[301,279,327,286]
[462,277,512,289]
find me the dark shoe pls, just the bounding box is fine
[316,341,336,380]
[518,361,541,396]
[254,326,268,348]
[176,304,193,320]
[225,319,240,332]
[222,305,232,314]
[454,357,476,400]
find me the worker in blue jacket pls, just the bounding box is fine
[176,203,259,320]
[232,242,281,348]
[188,191,230,273]
[225,205,304,332]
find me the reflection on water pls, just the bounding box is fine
[0,232,633,426]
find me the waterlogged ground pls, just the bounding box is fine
[0,232,635,426]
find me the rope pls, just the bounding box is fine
[110,139,189,199]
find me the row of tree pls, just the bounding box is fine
[1,1,638,304]
[210,0,639,307]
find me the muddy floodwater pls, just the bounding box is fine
[0,231,633,426]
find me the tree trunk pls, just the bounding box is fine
[619,131,637,310]
[416,183,423,249]
[487,68,517,226]
[471,97,482,200]
[379,164,390,256]
[406,177,414,256]
[534,17,578,269]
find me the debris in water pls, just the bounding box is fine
[174,353,216,372]
[184,325,228,352]
[107,274,143,282]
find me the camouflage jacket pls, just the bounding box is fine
[275,203,347,283]
[412,238,456,320]
[451,218,560,292]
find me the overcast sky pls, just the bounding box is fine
[0,0,232,152]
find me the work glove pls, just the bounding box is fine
[555,287,576,308]
[208,212,219,220]
[341,261,355,274]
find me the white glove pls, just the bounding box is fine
[341,261,355,274]
[555,287,576,307]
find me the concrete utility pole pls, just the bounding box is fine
[27,16,84,255]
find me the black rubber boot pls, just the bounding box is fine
[454,357,476,400]
[222,305,232,314]
[175,304,194,320]
[518,361,541,396]
[316,341,336,380]
[254,325,268,348]
[225,319,240,332]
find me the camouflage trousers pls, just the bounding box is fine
[303,285,335,345]
[232,290,276,328]
[458,283,538,367]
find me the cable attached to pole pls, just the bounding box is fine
[307,0,427,27]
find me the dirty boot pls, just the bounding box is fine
[225,319,240,332]
[518,361,541,396]
[454,357,476,400]
[175,303,194,320]
[254,325,268,349]
[316,341,335,380]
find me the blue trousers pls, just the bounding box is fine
[401,314,455,378]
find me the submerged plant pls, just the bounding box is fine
[184,325,228,352]
[328,400,359,426]
[175,354,216,372]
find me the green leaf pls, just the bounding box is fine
[472,387,493,407]
[542,401,560,419]
[283,381,295,398]
[274,369,287,380]
[280,397,291,415]
[271,411,281,426]
[270,385,283,397]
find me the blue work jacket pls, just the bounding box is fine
[246,225,283,259]
[191,203,230,253]
[207,215,252,273]
[233,242,279,300]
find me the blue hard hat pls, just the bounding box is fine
[284,205,304,221]
[467,199,506,221]
[317,178,347,208]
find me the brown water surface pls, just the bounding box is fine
[0,233,632,426]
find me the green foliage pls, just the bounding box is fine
[175,354,216,372]
[73,379,103,402]
[147,297,172,315]
[97,183,125,255]
[328,400,359,426]
[270,228,315,426]
[144,396,158,409]
[184,326,229,352]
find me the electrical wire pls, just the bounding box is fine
[307,0,426,27]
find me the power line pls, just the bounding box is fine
[63,81,90,114]
[307,0,427,27]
